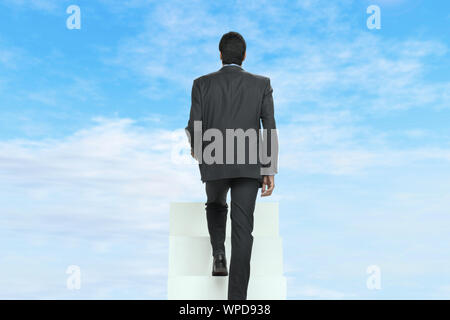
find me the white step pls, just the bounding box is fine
[168,275,287,300]
[169,202,279,236]
[167,202,286,300]
[169,236,283,276]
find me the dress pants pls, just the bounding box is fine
[205,177,260,300]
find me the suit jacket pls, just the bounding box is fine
[185,64,278,184]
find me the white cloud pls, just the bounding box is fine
[0,117,201,239]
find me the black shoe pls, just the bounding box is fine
[212,253,228,276]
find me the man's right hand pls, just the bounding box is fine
[261,175,275,197]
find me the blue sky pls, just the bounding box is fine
[0,0,449,299]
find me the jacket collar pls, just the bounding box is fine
[219,64,244,72]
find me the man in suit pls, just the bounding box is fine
[185,31,278,300]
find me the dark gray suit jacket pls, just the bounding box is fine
[185,64,278,184]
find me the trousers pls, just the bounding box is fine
[205,177,260,300]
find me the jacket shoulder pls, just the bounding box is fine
[193,70,221,83]
[241,71,270,88]
[194,70,270,89]
[194,69,270,87]
[242,70,269,81]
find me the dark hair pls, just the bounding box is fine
[219,31,246,65]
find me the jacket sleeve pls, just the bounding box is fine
[185,79,202,152]
[260,78,279,175]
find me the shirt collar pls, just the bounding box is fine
[220,63,243,71]
[223,63,242,67]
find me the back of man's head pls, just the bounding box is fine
[219,31,246,66]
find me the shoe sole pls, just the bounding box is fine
[212,266,228,276]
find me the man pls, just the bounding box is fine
[185,31,278,300]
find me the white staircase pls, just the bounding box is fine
[167,202,286,300]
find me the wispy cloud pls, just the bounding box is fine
[0,117,199,238]
[105,0,450,119]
